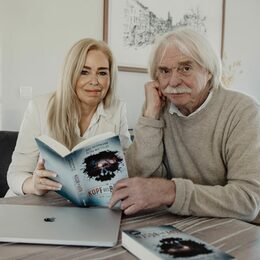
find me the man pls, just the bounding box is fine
[109,27,260,224]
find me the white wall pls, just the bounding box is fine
[223,0,260,101]
[117,71,148,129]
[0,0,103,130]
[1,0,260,131]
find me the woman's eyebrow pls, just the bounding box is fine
[97,67,109,70]
[83,66,109,70]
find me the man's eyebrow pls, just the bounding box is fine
[158,60,194,69]
[178,60,194,66]
[83,66,109,70]
[158,65,173,70]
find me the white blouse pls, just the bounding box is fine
[6,93,131,196]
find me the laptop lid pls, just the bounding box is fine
[0,204,122,247]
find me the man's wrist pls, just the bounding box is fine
[143,109,160,119]
[165,180,176,207]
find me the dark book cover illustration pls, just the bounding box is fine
[35,132,128,207]
[122,225,234,259]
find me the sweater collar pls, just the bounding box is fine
[169,91,213,118]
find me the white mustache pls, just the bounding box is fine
[163,86,192,94]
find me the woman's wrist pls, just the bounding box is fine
[22,176,34,195]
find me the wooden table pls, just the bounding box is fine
[0,192,260,260]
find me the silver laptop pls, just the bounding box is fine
[0,204,122,247]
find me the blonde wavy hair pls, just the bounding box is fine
[47,38,118,149]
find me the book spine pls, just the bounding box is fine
[66,156,88,206]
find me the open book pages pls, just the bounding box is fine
[35,132,128,207]
[36,132,115,157]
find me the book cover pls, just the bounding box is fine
[35,132,128,207]
[122,225,234,259]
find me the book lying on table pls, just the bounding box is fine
[35,132,128,207]
[122,225,234,259]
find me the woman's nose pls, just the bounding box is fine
[89,74,99,85]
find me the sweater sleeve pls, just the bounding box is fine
[118,102,132,152]
[125,116,167,178]
[7,99,42,195]
[168,101,260,223]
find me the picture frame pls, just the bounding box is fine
[103,0,226,73]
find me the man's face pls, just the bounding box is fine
[157,46,212,115]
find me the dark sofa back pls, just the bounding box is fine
[0,131,18,197]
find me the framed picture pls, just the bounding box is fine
[103,0,226,73]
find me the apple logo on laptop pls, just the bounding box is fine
[44,217,56,222]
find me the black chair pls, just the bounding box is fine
[0,131,18,197]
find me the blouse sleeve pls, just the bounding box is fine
[7,99,42,195]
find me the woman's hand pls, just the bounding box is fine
[22,159,62,196]
[143,80,166,119]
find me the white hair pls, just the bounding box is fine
[149,27,223,90]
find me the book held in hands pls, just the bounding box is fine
[35,132,128,207]
[122,225,234,259]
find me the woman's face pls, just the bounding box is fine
[75,49,110,109]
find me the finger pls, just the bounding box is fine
[109,198,118,209]
[37,178,62,191]
[37,158,45,170]
[158,88,164,97]
[109,194,124,209]
[120,197,135,211]
[37,183,61,191]
[154,82,160,90]
[123,204,140,215]
[145,81,159,91]
[113,179,129,192]
[109,188,129,208]
[35,170,57,178]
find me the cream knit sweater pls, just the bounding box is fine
[126,86,260,224]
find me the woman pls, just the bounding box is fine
[6,38,131,197]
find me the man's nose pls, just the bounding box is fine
[168,70,182,87]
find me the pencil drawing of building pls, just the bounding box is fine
[123,0,206,49]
